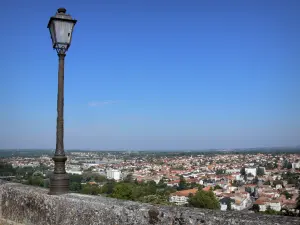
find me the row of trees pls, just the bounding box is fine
[79,178,176,205]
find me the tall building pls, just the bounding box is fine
[106,168,121,181]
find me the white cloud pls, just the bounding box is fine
[88,100,117,107]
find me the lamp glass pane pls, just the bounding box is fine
[54,20,75,45]
[49,21,56,47]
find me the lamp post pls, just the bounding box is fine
[47,8,77,195]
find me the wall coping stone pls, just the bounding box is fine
[0,180,299,225]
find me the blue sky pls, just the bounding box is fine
[0,0,299,150]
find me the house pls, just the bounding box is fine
[254,197,282,212]
[269,200,281,211]
[231,197,248,211]
[219,197,233,211]
[167,180,179,187]
[169,188,198,205]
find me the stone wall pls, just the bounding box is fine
[0,181,299,225]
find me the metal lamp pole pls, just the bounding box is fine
[47,8,77,195]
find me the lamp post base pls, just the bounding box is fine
[49,155,69,195]
[49,173,69,195]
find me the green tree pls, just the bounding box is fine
[282,191,293,199]
[245,187,252,194]
[69,174,82,183]
[80,184,101,195]
[44,178,50,188]
[0,163,16,176]
[70,182,81,192]
[216,169,226,175]
[94,174,107,183]
[240,167,246,176]
[214,185,222,190]
[106,180,116,194]
[178,176,187,190]
[188,190,220,209]
[190,182,198,189]
[140,194,171,205]
[273,180,283,186]
[28,176,44,187]
[296,195,300,215]
[264,206,279,215]
[198,185,204,191]
[257,167,265,176]
[110,183,134,200]
[124,174,134,183]
[252,176,259,185]
[252,204,260,213]
[226,201,232,211]
[157,179,167,188]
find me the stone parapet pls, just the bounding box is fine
[0,181,299,225]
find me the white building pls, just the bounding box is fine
[292,162,300,169]
[66,169,82,175]
[226,169,240,174]
[231,198,248,211]
[106,168,121,181]
[220,203,228,211]
[258,201,281,212]
[169,195,189,205]
[255,198,282,212]
[169,188,198,205]
[245,168,257,177]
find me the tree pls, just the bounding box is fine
[106,179,116,194]
[283,160,289,168]
[264,206,278,215]
[226,201,232,211]
[245,187,252,194]
[216,169,226,175]
[283,160,292,169]
[157,179,167,188]
[190,182,198,189]
[257,167,264,176]
[240,167,246,176]
[264,180,271,185]
[140,194,171,205]
[110,183,134,200]
[124,174,134,183]
[282,191,293,199]
[28,176,44,187]
[94,174,107,183]
[252,204,260,213]
[252,176,259,185]
[296,195,300,215]
[69,174,82,183]
[81,184,101,195]
[44,178,50,188]
[70,182,81,192]
[0,163,16,176]
[188,190,220,210]
[178,176,187,190]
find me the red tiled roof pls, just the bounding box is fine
[171,188,198,197]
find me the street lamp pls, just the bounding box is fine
[47,8,77,195]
